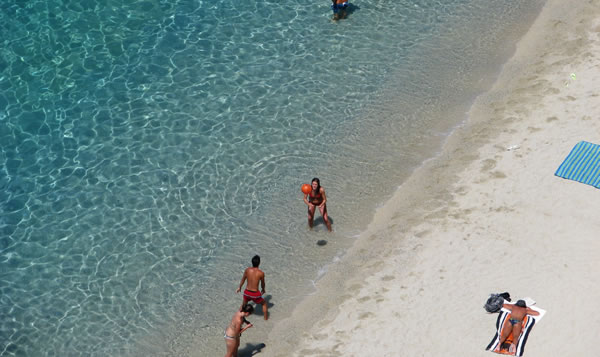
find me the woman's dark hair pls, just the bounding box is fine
[252,255,260,267]
[241,304,254,314]
[311,177,321,192]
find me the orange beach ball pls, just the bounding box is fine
[301,183,311,194]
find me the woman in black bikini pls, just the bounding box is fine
[303,177,332,232]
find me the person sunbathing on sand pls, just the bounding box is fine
[495,300,540,353]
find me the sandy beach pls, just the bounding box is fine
[259,0,600,355]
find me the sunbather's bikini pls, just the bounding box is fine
[509,318,521,325]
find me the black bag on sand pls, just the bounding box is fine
[484,292,511,313]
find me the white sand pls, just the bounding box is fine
[264,0,600,355]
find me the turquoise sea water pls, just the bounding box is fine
[1,0,544,355]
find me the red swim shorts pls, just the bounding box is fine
[243,289,265,304]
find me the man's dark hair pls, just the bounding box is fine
[252,255,260,267]
[241,304,254,314]
[515,300,527,308]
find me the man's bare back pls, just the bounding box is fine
[242,267,264,292]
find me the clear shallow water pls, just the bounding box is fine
[0,0,544,355]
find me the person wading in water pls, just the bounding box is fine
[303,177,332,232]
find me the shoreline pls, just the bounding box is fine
[262,0,600,355]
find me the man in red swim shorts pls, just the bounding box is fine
[236,255,268,320]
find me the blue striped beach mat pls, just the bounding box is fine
[555,141,600,188]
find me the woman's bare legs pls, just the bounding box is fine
[319,205,332,232]
[224,337,238,357]
[307,204,316,229]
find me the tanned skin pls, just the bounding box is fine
[496,303,540,353]
[224,308,253,357]
[236,265,268,320]
[303,180,332,232]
